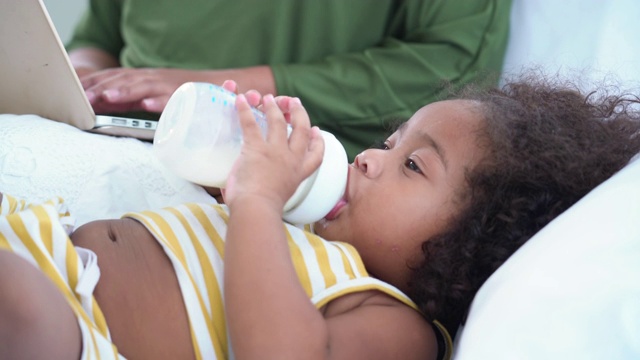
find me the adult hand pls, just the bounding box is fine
[78,68,207,114]
[74,67,99,79]
[77,66,277,116]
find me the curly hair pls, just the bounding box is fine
[408,74,640,334]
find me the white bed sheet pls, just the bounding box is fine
[0,114,215,226]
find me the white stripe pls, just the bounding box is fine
[51,219,70,282]
[204,203,228,231]
[310,276,414,306]
[0,212,37,265]
[176,204,226,314]
[166,206,211,314]
[192,204,227,299]
[77,311,125,360]
[286,224,325,295]
[333,242,365,278]
[144,209,218,359]
[324,241,351,284]
[75,247,101,325]
[0,195,12,215]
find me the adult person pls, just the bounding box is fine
[66,0,512,159]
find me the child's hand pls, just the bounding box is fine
[221,80,261,107]
[221,79,298,122]
[223,93,324,213]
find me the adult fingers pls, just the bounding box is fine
[79,67,120,89]
[98,77,178,106]
[141,95,171,113]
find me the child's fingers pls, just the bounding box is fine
[287,98,313,154]
[235,94,263,141]
[302,127,325,178]
[274,96,292,113]
[288,98,310,128]
[262,94,289,144]
[221,80,237,93]
[274,96,293,123]
[221,80,261,107]
[244,90,262,107]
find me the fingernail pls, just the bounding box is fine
[86,91,95,102]
[291,97,301,106]
[142,98,156,109]
[263,94,275,103]
[235,93,247,105]
[103,89,120,100]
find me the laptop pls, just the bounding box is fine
[0,0,157,140]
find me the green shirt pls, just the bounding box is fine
[67,0,512,159]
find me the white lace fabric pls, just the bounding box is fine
[0,114,215,226]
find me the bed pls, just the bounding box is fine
[1,0,639,358]
[456,1,640,358]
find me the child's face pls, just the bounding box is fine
[314,99,485,288]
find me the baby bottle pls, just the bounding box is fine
[153,82,348,224]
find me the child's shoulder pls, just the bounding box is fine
[323,289,440,359]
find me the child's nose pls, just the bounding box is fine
[353,149,381,178]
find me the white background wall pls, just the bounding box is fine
[501,0,640,91]
[42,0,87,44]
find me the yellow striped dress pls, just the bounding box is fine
[0,194,122,359]
[0,195,452,360]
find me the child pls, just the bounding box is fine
[1,76,639,360]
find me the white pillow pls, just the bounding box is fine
[453,156,640,359]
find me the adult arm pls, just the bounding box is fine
[69,47,120,78]
[66,0,276,114]
[65,0,510,158]
[273,0,511,157]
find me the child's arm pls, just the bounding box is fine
[223,94,436,359]
[224,93,326,355]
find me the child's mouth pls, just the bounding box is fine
[324,198,347,220]
[323,166,351,221]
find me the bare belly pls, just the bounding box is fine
[70,218,195,360]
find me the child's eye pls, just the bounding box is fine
[371,140,390,150]
[404,158,422,173]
